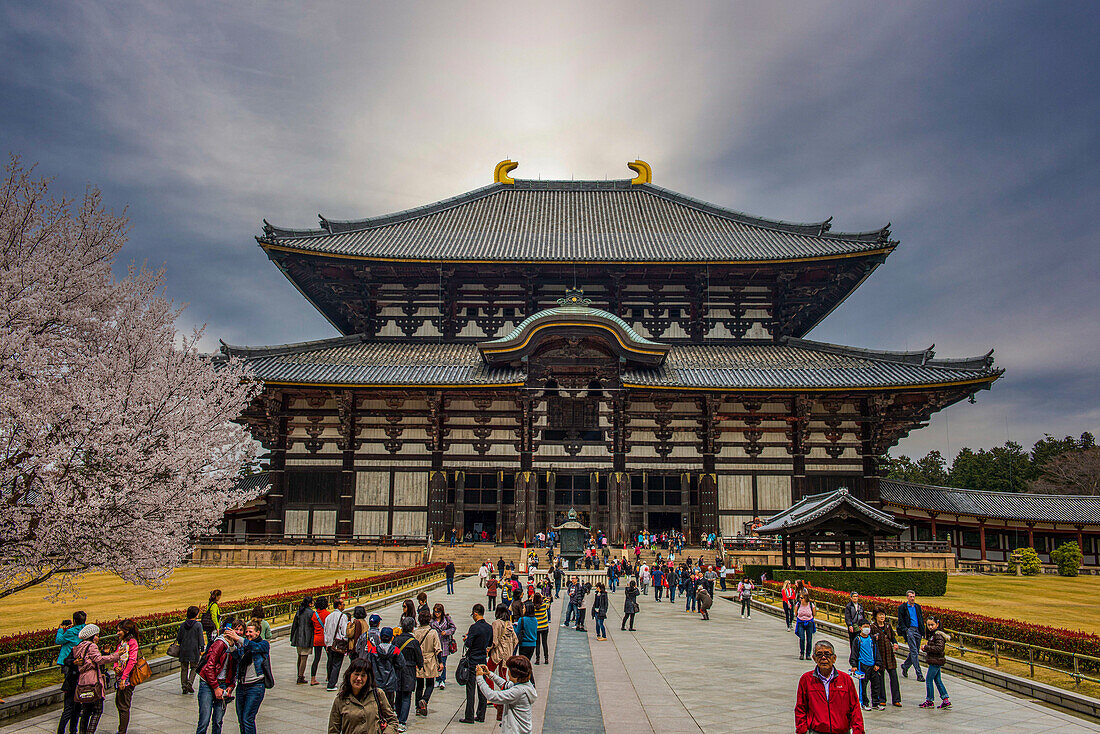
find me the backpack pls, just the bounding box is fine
[370,642,401,692]
[200,608,216,633]
[354,629,375,659]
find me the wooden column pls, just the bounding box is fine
[1026,522,1035,549]
[929,513,938,540]
[803,536,811,570]
[868,535,877,570]
[514,398,535,543]
[610,397,628,544]
[788,396,811,503]
[264,391,289,537]
[336,390,356,539]
[978,520,987,561]
[699,396,720,536]
[427,393,449,539]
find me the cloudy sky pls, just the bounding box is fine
[2,1,1096,459]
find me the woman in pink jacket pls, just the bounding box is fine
[72,624,121,734]
[113,619,140,734]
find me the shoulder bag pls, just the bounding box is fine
[129,655,152,685]
[454,640,472,686]
[166,642,181,658]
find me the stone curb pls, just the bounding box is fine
[0,576,450,723]
[746,597,1100,721]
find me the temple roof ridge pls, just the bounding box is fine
[257,179,896,257]
[782,336,998,372]
[219,333,368,359]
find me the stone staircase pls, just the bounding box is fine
[431,544,529,573]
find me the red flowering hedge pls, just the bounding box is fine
[0,563,444,678]
[764,581,1100,671]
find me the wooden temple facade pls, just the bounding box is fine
[223,161,1002,544]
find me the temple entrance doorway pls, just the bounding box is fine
[647,511,682,533]
[463,510,497,542]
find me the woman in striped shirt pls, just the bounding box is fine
[532,593,551,665]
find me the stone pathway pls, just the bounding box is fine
[2,575,1098,733]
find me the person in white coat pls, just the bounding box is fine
[478,563,490,588]
[474,656,536,734]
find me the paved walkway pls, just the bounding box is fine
[3,576,1098,733]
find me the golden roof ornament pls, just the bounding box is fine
[494,159,518,184]
[628,160,652,184]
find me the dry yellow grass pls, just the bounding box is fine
[0,567,376,637]
[884,574,1100,635]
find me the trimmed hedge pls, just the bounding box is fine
[742,565,781,582]
[772,569,947,597]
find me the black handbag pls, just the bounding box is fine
[454,641,472,686]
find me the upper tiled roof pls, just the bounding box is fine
[756,487,907,535]
[221,335,999,390]
[259,179,895,263]
[880,479,1100,525]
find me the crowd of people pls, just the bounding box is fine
[47,534,955,734]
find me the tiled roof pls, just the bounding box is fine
[880,479,1100,525]
[221,335,998,390]
[756,487,907,535]
[259,179,895,263]
[492,304,664,348]
[234,472,271,495]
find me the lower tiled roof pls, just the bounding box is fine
[880,479,1100,525]
[756,487,906,534]
[220,335,998,390]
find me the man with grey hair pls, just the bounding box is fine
[796,640,864,734]
[896,589,925,681]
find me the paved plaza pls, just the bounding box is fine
[4,575,1098,733]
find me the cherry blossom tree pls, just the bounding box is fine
[0,157,261,599]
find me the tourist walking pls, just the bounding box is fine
[474,656,537,734]
[430,603,457,690]
[854,622,884,710]
[795,640,864,734]
[290,596,315,685]
[684,571,698,612]
[202,590,222,647]
[490,607,519,675]
[592,583,609,640]
[176,606,206,694]
[324,598,350,691]
[621,580,639,631]
[871,606,902,707]
[781,580,796,630]
[310,597,330,686]
[412,610,441,717]
[460,604,493,724]
[446,561,456,594]
[515,602,538,658]
[563,576,580,627]
[72,624,121,734]
[737,577,754,618]
[652,564,664,601]
[112,619,140,734]
[486,575,498,612]
[195,621,241,734]
[533,593,550,664]
[327,657,398,734]
[919,617,951,709]
[896,590,925,681]
[346,606,367,662]
[393,616,424,730]
[231,620,272,734]
[844,591,867,668]
[794,591,817,660]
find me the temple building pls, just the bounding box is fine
[222,160,1001,544]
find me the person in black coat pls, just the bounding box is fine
[460,604,494,724]
[392,616,425,728]
[843,592,867,668]
[621,581,640,631]
[591,583,609,640]
[176,605,207,694]
[896,590,925,681]
[57,648,80,734]
[289,596,316,685]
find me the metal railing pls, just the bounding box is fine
[0,566,444,693]
[751,586,1100,690]
[195,533,428,546]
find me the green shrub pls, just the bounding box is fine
[742,565,781,582]
[772,569,947,596]
[1008,547,1042,576]
[1050,541,1083,577]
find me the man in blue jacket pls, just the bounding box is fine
[54,611,87,666]
[896,590,925,681]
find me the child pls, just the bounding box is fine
[920,617,951,709]
[855,623,884,710]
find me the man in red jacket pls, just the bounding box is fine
[196,621,243,734]
[795,640,864,734]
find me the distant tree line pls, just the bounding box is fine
[884,432,1098,495]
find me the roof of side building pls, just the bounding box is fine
[880,479,1100,525]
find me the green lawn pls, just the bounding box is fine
[887,574,1100,634]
